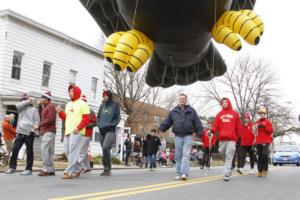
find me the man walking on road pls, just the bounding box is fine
[57,85,90,179]
[159,94,203,181]
[253,107,273,177]
[38,91,57,176]
[238,113,256,174]
[2,114,16,159]
[97,90,121,176]
[5,93,40,175]
[212,97,242,181]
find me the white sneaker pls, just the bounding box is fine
[181,174,188,181]
[237,168,244,174]
[249,169,254,174]
[173,175,181,180]
[20,170,32,175]
[224,176,230,181]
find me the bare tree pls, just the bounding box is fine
[203,56,300,137]
[103,62,162,127]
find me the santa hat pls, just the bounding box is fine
[41,91,52,101]
[20,93,29,101]
[82,94,87,102]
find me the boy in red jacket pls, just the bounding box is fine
[238,113,256,174]
[253,107,273,177]
[212,98,242,181]
[200,120,216,169]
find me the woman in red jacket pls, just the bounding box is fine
[253,107,273,177]
[238,113,256,174]
[201,121,216,169]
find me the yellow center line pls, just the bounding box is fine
[50,174,225,200]
[51,166,287,200]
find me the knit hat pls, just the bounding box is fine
[103,91,110,97]
[41,91,52,101]
[20,93,29,101]
[82,94,87,102]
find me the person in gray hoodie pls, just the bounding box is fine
[97,90,120,176]
[5,93,40,175]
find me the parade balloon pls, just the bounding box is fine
[79,0,263,88]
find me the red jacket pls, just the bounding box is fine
[212,98,242,141]
[39,102,56,136]
[85,109,97,137]
[254,118,273,144]
[201,128,216,148]
[241,122,254,146]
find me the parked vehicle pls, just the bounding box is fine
[272,145,300,166]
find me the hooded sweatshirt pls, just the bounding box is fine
[240,114,254,146]
[58,85,90,136]
[254,117,273,144]
[212,98,242,141]
[16,100,40,136]
[202,128,216,148]
[97,90,121,134]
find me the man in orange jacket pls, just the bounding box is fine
[2,114,16,158]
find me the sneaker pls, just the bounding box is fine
[173,175,181,180]
[48,172,56,176]
[61,173,74,179]
[257,172,262,177]
[38,171,50,176]
[100,170,111,176]
[224,176,230,181]
[20,170,32,176]
[181,174,188,181]
[262,170,268,177]
[237,168,244,174]
[5,168,16,174]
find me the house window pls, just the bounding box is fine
[91,77,98,99]
[42,61,51,87]
[11,51,23,80]
[153,115,160,127]
[69,70,77,84]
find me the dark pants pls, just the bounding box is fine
[232,140,241,169]
[148,154,157,169]
[202,147,212,168]
[125,150,131,165]
[99,132,116,171]
[9,133,34,170]
[240,146,256,169]
[256,144,270,172]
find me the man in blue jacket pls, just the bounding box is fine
[97,90,121,176]
[159,94,203,181]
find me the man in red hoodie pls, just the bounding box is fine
[200,120,216,169]
[81,94,97,173]
[212,98,242,181]
[238,113,256,174]
[56,84,90,179]
[253,107,273,177]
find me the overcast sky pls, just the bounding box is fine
[1,0,299,116]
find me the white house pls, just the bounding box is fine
[0,9,127,158]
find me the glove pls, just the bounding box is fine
[257,125,265,129]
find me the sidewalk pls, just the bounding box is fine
[0,160,141,173]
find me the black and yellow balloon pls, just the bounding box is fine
[80,0,264,88]
[212,9,264,51]
[103,29,153,72]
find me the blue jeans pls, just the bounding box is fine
[148,154,156,169]
[175,135,193,176]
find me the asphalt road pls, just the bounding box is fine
[0,165,299,200]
